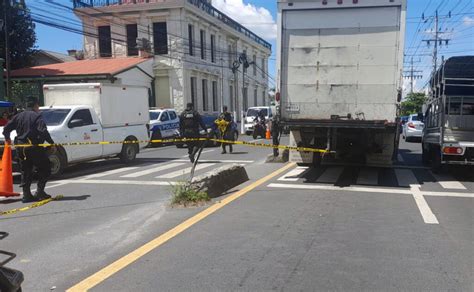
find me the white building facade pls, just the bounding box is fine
[73,0,271,117]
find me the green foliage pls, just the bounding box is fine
[401,92,426,116]
[171,181,210,206]
[0,1,37,69]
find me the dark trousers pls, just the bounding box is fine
[18,146,51,190]
[221,130,233,152]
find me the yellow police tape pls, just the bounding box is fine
[4,138,331,154]
[0,195,64,216]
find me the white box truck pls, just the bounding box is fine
[0,83,150,176]
[276,0,406,165]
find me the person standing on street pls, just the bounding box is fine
[3,100,55,203]
[180,103,207,163]
[218,106,234,154]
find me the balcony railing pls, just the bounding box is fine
[72,0,272,50]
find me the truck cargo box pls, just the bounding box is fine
[43,83,149,128]
[277,0,406,124]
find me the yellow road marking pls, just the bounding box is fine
[67,162,296,292]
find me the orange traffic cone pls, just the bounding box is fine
[265,128,271,140]
[0,144,20,197]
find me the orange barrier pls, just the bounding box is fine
[0,144,20,197]
[265,128,271,140]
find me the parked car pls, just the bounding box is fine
[403,113,424,142]
[244,106,272,135]
[149,109,180,146]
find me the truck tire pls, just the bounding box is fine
[312,152,322,167]
[120,140,138,163]
[421,143,430,165]
[432,146,443,173]
[48,149,67,177]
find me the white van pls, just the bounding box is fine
[244,106,273,135]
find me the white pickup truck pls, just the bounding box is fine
[1,83,150,176]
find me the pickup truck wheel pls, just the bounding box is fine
[120,142,138,163]
[49,150,67,177]
[150,130,162,147]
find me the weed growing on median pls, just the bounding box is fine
[171,181,210,207]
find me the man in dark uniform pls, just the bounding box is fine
[179,103,207,163]
[219,106,234,154]
[3,100,55,203]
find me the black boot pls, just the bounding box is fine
[22,186,37,203]
[35,181,52,201]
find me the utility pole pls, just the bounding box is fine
[236,52,253,135]
[3,0,11,99]
[403,57,423,93]
[422,10,451,73]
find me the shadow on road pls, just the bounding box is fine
[56,195,91,201]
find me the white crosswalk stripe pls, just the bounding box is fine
[156,163,216,179]
[278,167,308,182]
[356,168,379,185]
[316,167,344,184]
[121,163,185,178]
[83,167,140,179]
[430,172,467,190]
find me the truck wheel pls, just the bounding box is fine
[49,150,67,177]
[312,152,322,167]
[120,141,138,163]
[421,144,430,165]
[432,146,442,173]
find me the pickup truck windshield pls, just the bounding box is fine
[149,111,161,120]
[247,108,268,117]
[41,109,71,126]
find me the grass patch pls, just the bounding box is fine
[171,181,210,206]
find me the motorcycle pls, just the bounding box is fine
[252,117,267,139]
[0,232,24,292]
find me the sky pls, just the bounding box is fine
[27,0,474,93]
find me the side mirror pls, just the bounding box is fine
[69,119,84,128]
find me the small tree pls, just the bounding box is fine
[0,1,37,70]
[401,92,426,116]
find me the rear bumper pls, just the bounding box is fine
[405,128,423,137]
[442,144,474,165]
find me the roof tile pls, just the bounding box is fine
[11,57,149,77]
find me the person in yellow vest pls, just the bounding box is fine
[215,106,234,154]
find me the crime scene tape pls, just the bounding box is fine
[2,138,331,154]
[0,195,64,216]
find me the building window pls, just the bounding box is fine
[126,24,138,56]
[262,90,266,106]
[200,30,206,60]
[212,81,218,111]
[243,87,248,110]
[210,34,216,63]
[153,22,168,55]
[228,45,233,68]
[243,49,247,73]
[261,57,266,78]
[253,55,257,76]
[188,24,194,56]
[98,26,112,57]
[190,77,197,106]
[229,85,234,111]
[254,88,258,106]
[202,79,208,111]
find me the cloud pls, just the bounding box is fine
[463,16,474,27]
[212,0,277,40]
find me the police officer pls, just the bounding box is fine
[179,103,207,163]
[3,99,55,203]
[219,106,234,154]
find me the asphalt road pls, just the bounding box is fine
[1,137,472,291]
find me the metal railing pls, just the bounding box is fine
[72,0,272,50]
